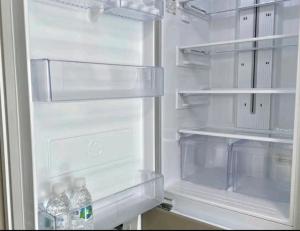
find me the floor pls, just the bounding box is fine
[142,208,220,230]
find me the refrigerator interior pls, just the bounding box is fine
[162,0,300,229]
[26,0,164,229]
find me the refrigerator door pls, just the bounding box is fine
[0,0,164,229]
[0,0,35,229]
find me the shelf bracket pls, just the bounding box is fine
[236,0,275,130]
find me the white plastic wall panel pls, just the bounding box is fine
[162,3,210,187]
[237,1,256,129]
[237,1,276,130]
[208,0,237,128]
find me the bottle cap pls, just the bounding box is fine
[52,183,66,195]
[74,177,86,188]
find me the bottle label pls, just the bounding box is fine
[72,205,93,220]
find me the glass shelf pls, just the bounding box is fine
[179,0,293,17]
[31,59,164,102]
[43,0,164,21]
[105,0,164,21]
[39,171,164,230]
[179,127,293,144]
[178,34,298,56]
[178,88,296,95]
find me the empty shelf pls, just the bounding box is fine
[178,88,296,95]
[43,0,164,21]
[178,127,293,144]
[179,0,292,17]
[31,59,164,101]
[178,34,298,56]
[166,180,289,224]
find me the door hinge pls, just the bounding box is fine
[158,198,174,211]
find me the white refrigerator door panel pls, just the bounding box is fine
[23,0,164,229]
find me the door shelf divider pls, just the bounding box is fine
[31,59,164,102]
[179,0,293,17]
[41,0,164,21]
[178,127,293,144]
[178,34,298,56]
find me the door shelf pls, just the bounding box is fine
[178,34,298,56]
[178,88,296,95]
[39,171,164,230]
[179,0,292,17]
[31,59,164,102]
[43,0,164,21]
[93,171,164,229]
[178,127,293,144]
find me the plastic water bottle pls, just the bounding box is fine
[70,178,94,230]
[46,183,70,230]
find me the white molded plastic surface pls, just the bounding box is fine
[31,59,164,101]
[42,0,164,21]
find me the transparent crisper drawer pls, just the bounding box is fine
[44,0,164,21]
[232,141,292,203]
[105,0,164,21]
[38,171,164,230]
[180,135,231,190]
[31,59,164,101]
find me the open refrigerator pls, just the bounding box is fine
[0,0,300,230]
